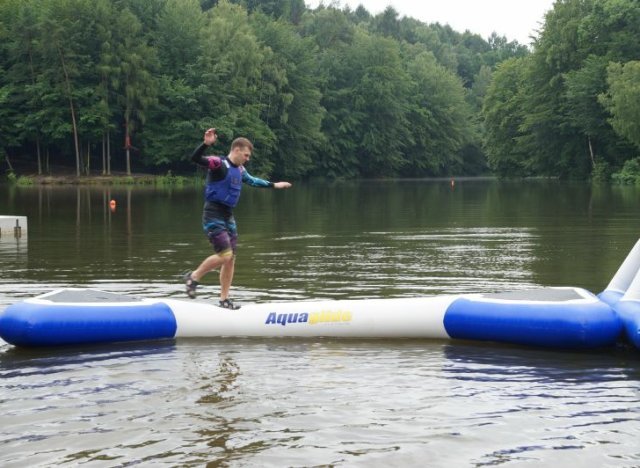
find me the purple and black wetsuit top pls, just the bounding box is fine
[190,142,273,243]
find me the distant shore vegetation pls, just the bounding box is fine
[0,0,638,183]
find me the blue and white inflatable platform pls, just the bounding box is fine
[0,286,620,348]
[3,239,640,350]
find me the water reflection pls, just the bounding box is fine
[0,340,177,379]
[442,342,640,466]
[443,342,640,383]
[1,336,639,466]
[0,237,28,260]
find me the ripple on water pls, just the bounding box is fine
[1,329,640,466]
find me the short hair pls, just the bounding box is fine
[231,137,253,152]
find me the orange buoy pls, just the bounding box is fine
[109,199,116,211]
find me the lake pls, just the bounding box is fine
[1,179,640,466]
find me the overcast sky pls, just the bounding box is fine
[304,0,556,45]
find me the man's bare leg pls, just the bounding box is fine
[191,252,230,281]
[219,256,235,301]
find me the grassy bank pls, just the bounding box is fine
[5,171,201,187]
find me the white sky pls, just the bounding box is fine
[305,0,556,45]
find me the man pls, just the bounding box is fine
[184,128,292,309]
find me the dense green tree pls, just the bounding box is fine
[600,61,640,150]
[251,14,325,179]
[155,0,204,75]
[37,0,104,177]
[299,6,355,50]
[563,54,619,170]
[299,7,358,177]
[0,79,19,171]
[402,50,473,176]
[483,0,640,179]
[5,0,636,182]
[93,0,124,175]
[2,0,47,173]
[455,32,490,88]
[108,6,159,175]
[516,0,594,178]
[352,5,371,24]
[244,0,305,24]
[140,0,204,168]
[482,57,530,176]
[579,0,640,60]
[484,33,528,67]
[197,0,275,176]
[371,6,401,39]
[468,65,493,112]
[318,29,413,177]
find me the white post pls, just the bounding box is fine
[0,216,28,239]
[603,239,640,295]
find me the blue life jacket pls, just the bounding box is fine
[205,159,243,207]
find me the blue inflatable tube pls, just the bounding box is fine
[0,300,176,347]
[597,239,640,347]
[445,296,621,349]
[612,301,640,349]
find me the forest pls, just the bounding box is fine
[0,0,638,181]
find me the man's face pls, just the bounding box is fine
[232,146,251,164]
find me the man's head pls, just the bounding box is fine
[229,137,253,165]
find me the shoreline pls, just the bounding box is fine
[5,172,197,186]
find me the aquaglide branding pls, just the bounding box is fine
[265,310,352,326]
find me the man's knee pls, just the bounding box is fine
[219,251,235,265]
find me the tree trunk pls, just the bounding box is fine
[587,136,596,168]
[27,44,43,176]
[107,129,111,175]
[57,44,81,177]
[86,141,91,175]
[126,148,131,176]
[124,118,132,176]
[5,153,14,172]
[36,139,42,175]
[102,134,106,175]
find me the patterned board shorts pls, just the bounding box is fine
[203,216,238,256]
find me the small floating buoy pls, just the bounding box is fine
[109,199,116,212]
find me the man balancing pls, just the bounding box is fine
[183,128,292,309]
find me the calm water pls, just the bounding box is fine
[1,179,640,466]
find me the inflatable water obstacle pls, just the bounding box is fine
[2,239,640,349]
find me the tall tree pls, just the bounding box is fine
[251,14,325,179]
[371,6,401,39]
[493,0,640,178]
[38,0,93,176]
[600,61,640,150]
[197,0,274,176]
[482,57,530,176]
[518,0,596,178]
[2,0,47,174]
[140,0,204,167]
[114,8,159,175]
[563,54,616,170]
[402,49,473,176]
[319,29,412,177]
[244,0,306,24]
